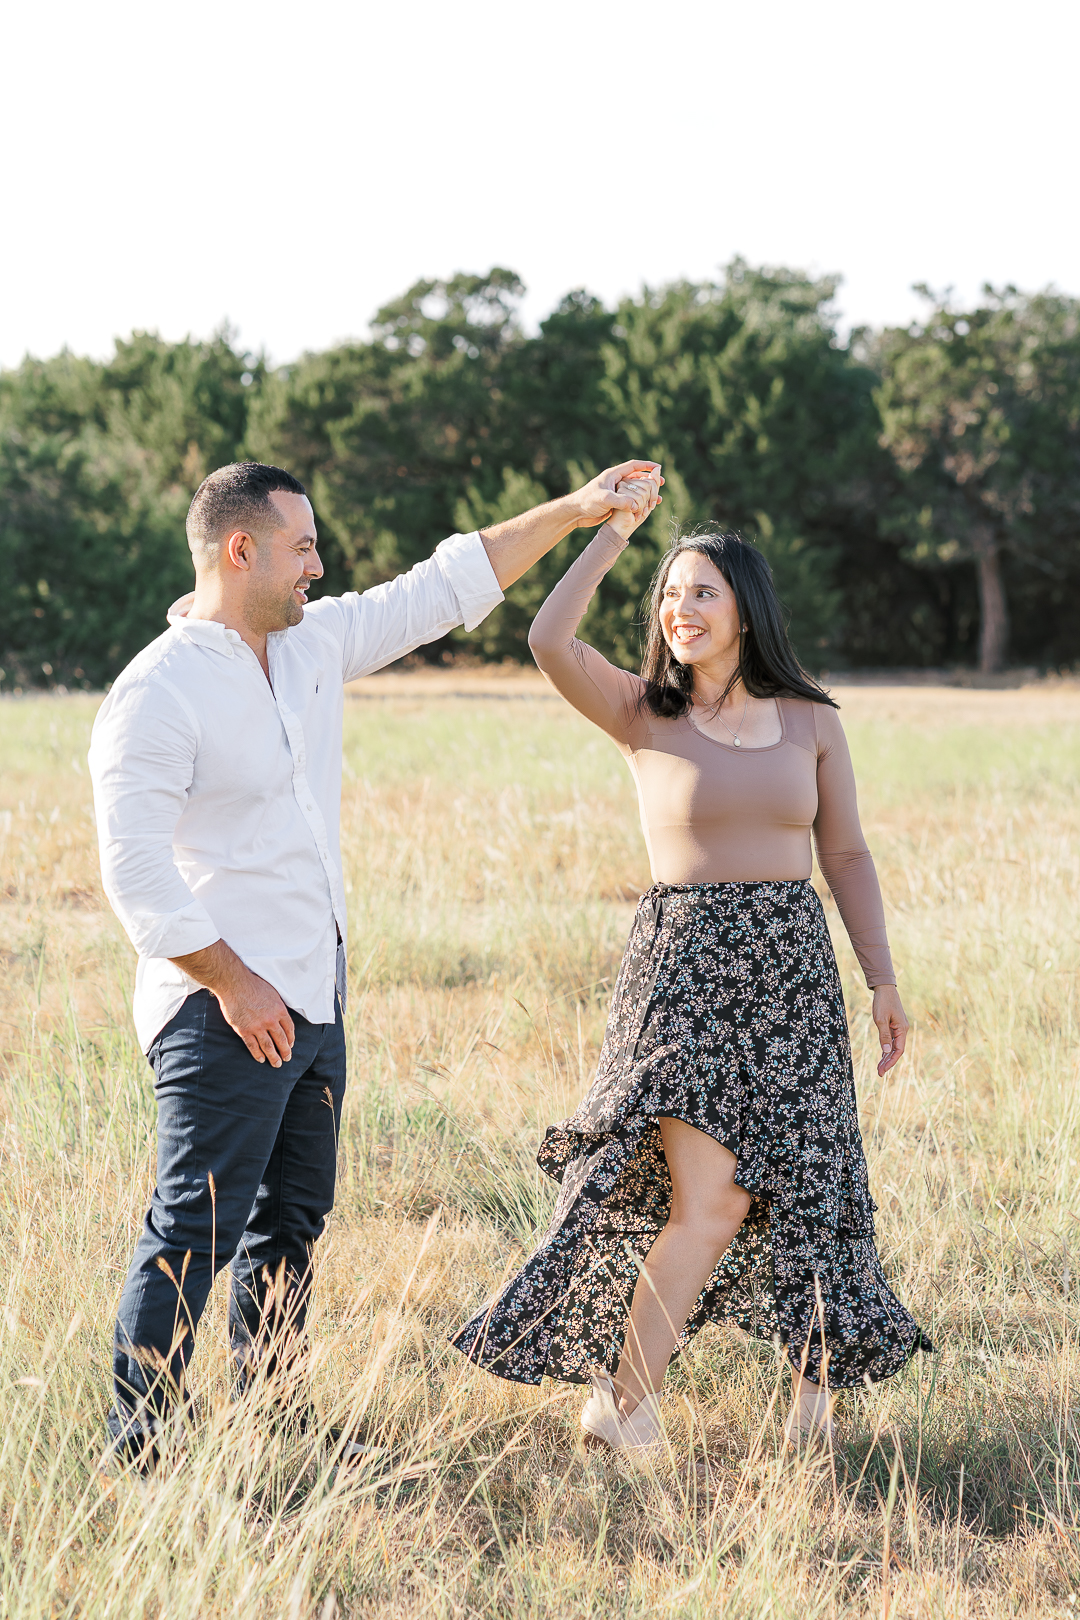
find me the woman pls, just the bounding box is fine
[451,474,931,1450]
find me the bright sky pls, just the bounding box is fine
[3,0,1077,370]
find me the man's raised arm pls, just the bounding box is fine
[477,461,662,588]
[329,461,662,684]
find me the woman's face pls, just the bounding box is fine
[658,550,742,668]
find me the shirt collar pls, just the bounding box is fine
[166,599,244,657]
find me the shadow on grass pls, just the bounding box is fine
[840,1382,1080,1540]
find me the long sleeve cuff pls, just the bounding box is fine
[435,531,504,632]
[117,897,222,960]
[852,939,896,989]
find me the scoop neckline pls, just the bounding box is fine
[685,696,786,754]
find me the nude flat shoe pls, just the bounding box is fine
[580,1375,663,1452]
[783,1388,835,1448]
[613,1391,662,1451]
[580,1373,623,1447]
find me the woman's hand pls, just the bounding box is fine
[872,985,909,1076]
[606,472,663,539]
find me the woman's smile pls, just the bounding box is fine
[671,622,706,645]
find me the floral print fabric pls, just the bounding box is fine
[451,880,931,1390]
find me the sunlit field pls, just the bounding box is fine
[3,669,1080,1619]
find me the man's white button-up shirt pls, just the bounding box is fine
[88,531,503,1051]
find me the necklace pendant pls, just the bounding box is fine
[733,736,742,747]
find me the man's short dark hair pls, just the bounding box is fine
[186,462,307,558]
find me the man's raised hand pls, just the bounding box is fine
[574,461,664,528]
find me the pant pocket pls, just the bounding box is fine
[336,940,348,1013]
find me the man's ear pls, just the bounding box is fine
[225,529,256,571]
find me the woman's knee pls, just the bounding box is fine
[669,1176,750,1231]
[667,1189,749,1254]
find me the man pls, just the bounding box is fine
[89,456,660,1463]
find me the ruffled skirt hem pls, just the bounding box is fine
[451,881,933,1389]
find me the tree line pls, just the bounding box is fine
[2,260,1078,690]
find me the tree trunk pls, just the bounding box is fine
[972,527,1008,673]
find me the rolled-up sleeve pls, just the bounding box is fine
[88,675,221,960]
[434,530,504,632]
[313,531,504,684]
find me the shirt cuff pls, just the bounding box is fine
[122,900,221,960]
[435,531,504,632]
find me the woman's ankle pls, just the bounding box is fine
[612,1378,652,1419]
[785,1374,835,1440]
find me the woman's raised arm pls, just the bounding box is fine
[529,473,660,742]
[528,524,648,745]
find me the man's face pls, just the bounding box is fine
[247,492,323,632]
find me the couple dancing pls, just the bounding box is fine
[89,457,929,1470]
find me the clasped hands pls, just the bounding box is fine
[608,468,664,539]
[567,460,664,538]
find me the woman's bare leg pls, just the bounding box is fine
[612,1117,751,1416]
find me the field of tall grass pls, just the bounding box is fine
[2,670,1080,1618]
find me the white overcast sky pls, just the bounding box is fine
[2,0,1077,370]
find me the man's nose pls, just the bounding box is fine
[306,549,324,579]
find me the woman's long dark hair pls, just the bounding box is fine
[640,529,838,717]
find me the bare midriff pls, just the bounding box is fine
[528,525,896,988]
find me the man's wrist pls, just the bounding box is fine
[170,938,249,997]
[560,489,605,532]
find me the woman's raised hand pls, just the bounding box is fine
[872,984,909,1076]
[606,471,663,540]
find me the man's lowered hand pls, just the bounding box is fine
[170,939,296,1066]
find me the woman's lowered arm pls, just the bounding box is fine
[812,705,909,1076]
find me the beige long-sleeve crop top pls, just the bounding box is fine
[528,525,896,988]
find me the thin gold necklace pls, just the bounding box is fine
[697,688,749,747]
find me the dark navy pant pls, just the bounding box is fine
[109,988,346,1445]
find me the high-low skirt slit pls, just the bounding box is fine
[451,880,932,1390]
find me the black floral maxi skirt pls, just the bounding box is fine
[451,881,932,1389]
